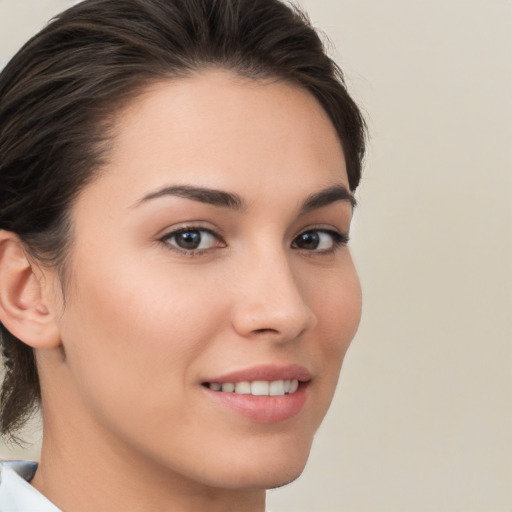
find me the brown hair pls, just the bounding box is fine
[0,0,366,443]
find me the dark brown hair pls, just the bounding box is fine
[0,0,366,443]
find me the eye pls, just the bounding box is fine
[161,227,224,253]
[292,229,348,252]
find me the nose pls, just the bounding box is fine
[230,251,317,342]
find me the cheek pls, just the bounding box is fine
[58,253,225,416]
[309,260,362,399]
[307,255,362,346]
[325,279,362,356]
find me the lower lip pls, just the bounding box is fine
[203,382,309,423]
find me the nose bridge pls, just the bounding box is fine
[231,243,316,340]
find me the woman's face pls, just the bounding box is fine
[45,70,362,490]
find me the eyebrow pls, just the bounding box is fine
[135,183,355,211]
[300,185,357,212]
[135,185,246,211]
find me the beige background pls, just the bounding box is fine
[1,1,511,511]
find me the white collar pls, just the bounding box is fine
[0,460,61,512]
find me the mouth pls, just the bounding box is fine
[201,364,311,422]
[203,379,300,396]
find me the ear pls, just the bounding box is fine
[0,230,61,349]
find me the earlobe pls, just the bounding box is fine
[0,230,61,349]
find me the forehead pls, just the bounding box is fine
[81,70,348,211]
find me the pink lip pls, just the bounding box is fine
[204,364,312,384]
[202,364,312,423]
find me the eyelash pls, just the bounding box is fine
[159,226,225,256]
[291,229,349,253]
[159,226,349,256]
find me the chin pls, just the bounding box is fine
[216,461,309,491]
[201,438,313,491]
[261,464,307,490]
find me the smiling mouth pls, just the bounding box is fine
[203,379,300,396]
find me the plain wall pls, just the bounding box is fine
[0,1,511,511]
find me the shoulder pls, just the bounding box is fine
[0,460,60,512]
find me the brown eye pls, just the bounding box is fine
[174,230,202,250]
[292,230,348,252]
[294,231,321,250]
[162,228,221,252]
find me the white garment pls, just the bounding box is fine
[0,460,60,512]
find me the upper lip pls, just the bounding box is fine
[204,364,312,383]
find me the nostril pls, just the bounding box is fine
[253,328,279,335]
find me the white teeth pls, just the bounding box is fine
[269,380,285,396]
[209,379,300,396]
[234,381,251,394]
[251,381,270,396]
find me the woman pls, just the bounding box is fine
[0,0,366,510]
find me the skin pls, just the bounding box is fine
[20,70,361,511]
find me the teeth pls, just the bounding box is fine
[208,379,300,396]
[234,381,251,394]
[251,381,269,396]
[289,379,299,394]
[269,380,285,396]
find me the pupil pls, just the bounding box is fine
[176,230,201,249]
[298,231,319,249]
